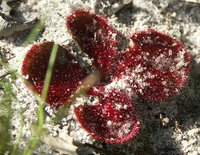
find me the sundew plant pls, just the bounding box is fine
[0,7,190,155]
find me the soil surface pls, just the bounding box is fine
[0,0,200,154]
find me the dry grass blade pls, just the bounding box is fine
[53,69,102,124]
[41,133,78,155]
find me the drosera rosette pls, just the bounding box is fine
[74,86,140,144]
[20,8,191,147]
[21,41,88,109]
[66,9,118,79]
[113,29,190,101]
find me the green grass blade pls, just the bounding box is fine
[23,43,59,155]
[41,44,59,101]
[0,81,14,154]
[24,17,46,46]
[11,101,24,155]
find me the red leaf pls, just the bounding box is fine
[66,10,117,77]
[114,29,190,101]
[21,42,88,109]
[74,86,139,144]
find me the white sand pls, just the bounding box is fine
[0,0,200,154]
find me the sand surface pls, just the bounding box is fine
[0,0,200,154]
